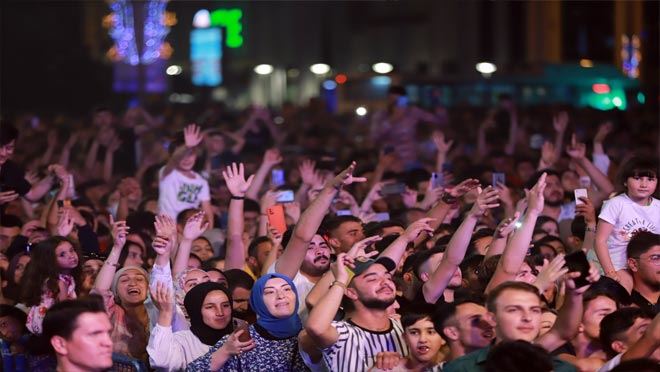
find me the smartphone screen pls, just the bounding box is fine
[565,251,590,288]
[271,169,285,187]
[336,209,352,216]
[492,173,506,187]
[276,190,294,203]
[236,322,252,342]
[373,212,390,222]
[431,172,444,189]
[267,205,287,234]
[574,188,588,205]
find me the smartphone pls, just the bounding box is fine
[266,205,287,234]
[431,172,444,189]
[235,322,252,342]
[336,209,352,216]
[492,173,506,187]
[579,176,591,188]
[396,96,408,108]
[574,188,588,205]
[271,169,285,187]
[565,251,591,288]
[373,212,390,222]
[381,183,406,196]
[276,190,294,203]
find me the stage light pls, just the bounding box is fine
[372,62,393,74]
[254,64,274,75]
[166,65,182,75]
[310,63,330,75]
[475,62,497,76]
[355,107,367,116]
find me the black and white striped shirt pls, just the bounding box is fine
[322,318,409,372]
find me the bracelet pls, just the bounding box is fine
[331,281,347,289]
[230,195,245,200]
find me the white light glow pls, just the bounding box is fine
[166,65,182,75]
[310,63,331,75]
[475,62,497,74]
[192,9,210,28]
[254,64,274,75]
[372,62,393,74]
[355,107,367,116]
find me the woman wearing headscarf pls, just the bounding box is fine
[186,273,309,371]
[148,281,243,371]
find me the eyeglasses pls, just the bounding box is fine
[631,254,660,266]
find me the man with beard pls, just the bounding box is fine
[627,232,660,315]
[529,170,576,223]
[305,252,403,372]
[267,162,366,320]
[435,298,495,363]
[323,215,365,254]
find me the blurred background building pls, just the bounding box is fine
[1,0,657,114]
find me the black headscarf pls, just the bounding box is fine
[184,282,235,346]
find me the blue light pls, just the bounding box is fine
[191,28,223,86]
[371,76,392,86]
[322,80,337,90]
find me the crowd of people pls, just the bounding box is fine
[0,87,658,372]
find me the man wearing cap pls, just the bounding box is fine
[305,252,404,372]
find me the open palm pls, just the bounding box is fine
[222,162,255,197]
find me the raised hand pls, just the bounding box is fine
[402,217,435,242]
[347,235,383,259]
[566,134,586,160]
[0,191,19,205]
[56,208,75,237]
[540,141,558,168]
[109,214,129,248]
[533,255,569,292]
[21,220,43,239]
[184,124,203,148]
[298,159,322,187]
[267,225,284,247]
[575,196,596,227]
[219,329,256,357]
[432,130,454,154]
[526,173,547,216]
[262,148,283,168]
[48,164,70,182]
[183,210,209,241]
[154,214,177,240]
[564,261,600,294]
[330,253,355,285]
[222,162,255,197]
[495,183,514,207]
[494,212,521,239]
[328,161,367,189]
[259,190,278,213]
[150,281,174,314]
[446,178,480,198]
[553,111,569,133]
[468,186,500,217]
[283,202,301,223]
[151,236,171,256]
[594,121,613,144]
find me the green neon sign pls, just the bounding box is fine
[210,9,243,48]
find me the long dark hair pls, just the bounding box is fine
[20,236,82,306]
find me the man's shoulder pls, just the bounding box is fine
[442,347,489,372]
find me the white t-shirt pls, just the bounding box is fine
[266,262,316,322]
[598,194,660,270]
[158,168,210,220]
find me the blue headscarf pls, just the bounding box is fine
[249,273,302,338]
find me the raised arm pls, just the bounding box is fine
[485,212,520,260]
[432,131,453,174]
[537,265,600,352]
[274,162,365,279]
[222,163,254,270]
[305,253,353,348]
[93,216,129,292]
[551,111,568,163]
[486,173,546,293]
[575,196,597,252]
[380,218,434,265]
[566,134,615,196]
[244,148,282,200]
[163,124,203,179]
[423,186,500,303]
[103,134,121,182]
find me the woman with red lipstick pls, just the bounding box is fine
[20,236,81,334]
